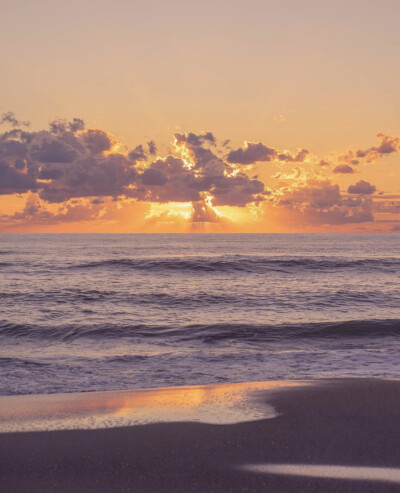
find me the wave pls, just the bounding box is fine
[1,289,399,313]
[1,319,400,343]
[0,356,50,368]
[0,290,244,307]
[70,256,400,273]
[3,256,400,274]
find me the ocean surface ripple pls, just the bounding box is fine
[1,233,400,395]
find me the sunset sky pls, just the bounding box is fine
[1,0,399,232]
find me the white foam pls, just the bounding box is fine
[0,381,306,433]
[242,464,400,484]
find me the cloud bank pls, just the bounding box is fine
[0,114,399,231]
[0,120,265,209]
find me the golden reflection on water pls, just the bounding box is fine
[0,380,308,432]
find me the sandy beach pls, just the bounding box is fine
[1,378,400,492]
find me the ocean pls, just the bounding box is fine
[1,233,400,396]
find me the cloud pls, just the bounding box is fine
[13,199,91,224]
[31,139,78,163]
[0,112,30,127]
[2,193,151,230]
[147,140,157,155]
[0,160,38,194]
[140,167,168,186]
[0,121,265,219]
[81,129,114,154]
[333,164,354,174]
[227,142,278,164]
[339,133,400,164]
[39,153,138,203]
[0,119,138,202]
[373,200,400,213]
[280,149,309,162]
[0,118,389,230]
[227,141,309,165]
[133,135,266,207]
[174,131,216,147]
[49,118,84,134]
[128,144,147,162]
[269,179,373,225]
[192,199,225,223]
[347,180,376,195]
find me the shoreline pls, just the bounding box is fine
[0,380,307,433]
[2,378,400,492]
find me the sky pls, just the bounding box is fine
[0,0,399,232]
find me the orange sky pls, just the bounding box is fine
[0,0,399,232]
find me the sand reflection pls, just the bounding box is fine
[0,380,306,432]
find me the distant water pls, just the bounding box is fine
[1,233,400,396]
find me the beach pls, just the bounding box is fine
[2,0,400,488]
[2,378,400,492]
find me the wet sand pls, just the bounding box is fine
[2,378,400,492]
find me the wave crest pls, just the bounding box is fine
[1,319,400,343]
[69,256,400,274]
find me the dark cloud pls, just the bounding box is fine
[347,180,376,195]
[192,199,224,223]
[174,131,216,147]
[0,118,385,229]
[227,141,309,165]
[0,112,30,127]
[49,118,85,134]
[277,149,309,162]
[128,141,157,162]
[69,118,85,133]
[14,159,26,170]
[128,145,147,162]
[169,132,265,206]
[147,140,157,155]
[7,194,105,224]
[31,139,78,163]
[333,164,354,174]
[0,120,266,210]
[81,129,113,154]
[373,200,400,213]
[38,168,64,180]
[339,133,400,164]
[125,132,266,207]
[39,153,138,203]
[270,179,373,225]
[0,160,38,195]
[0,140,27,159]
[0,119,138,203]
[227,142,276,164]
[131,156,204,203]
[140,168,168,186]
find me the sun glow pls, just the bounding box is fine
[146,201,193,221]
[173,138,195,169]
[223,165,241,178]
